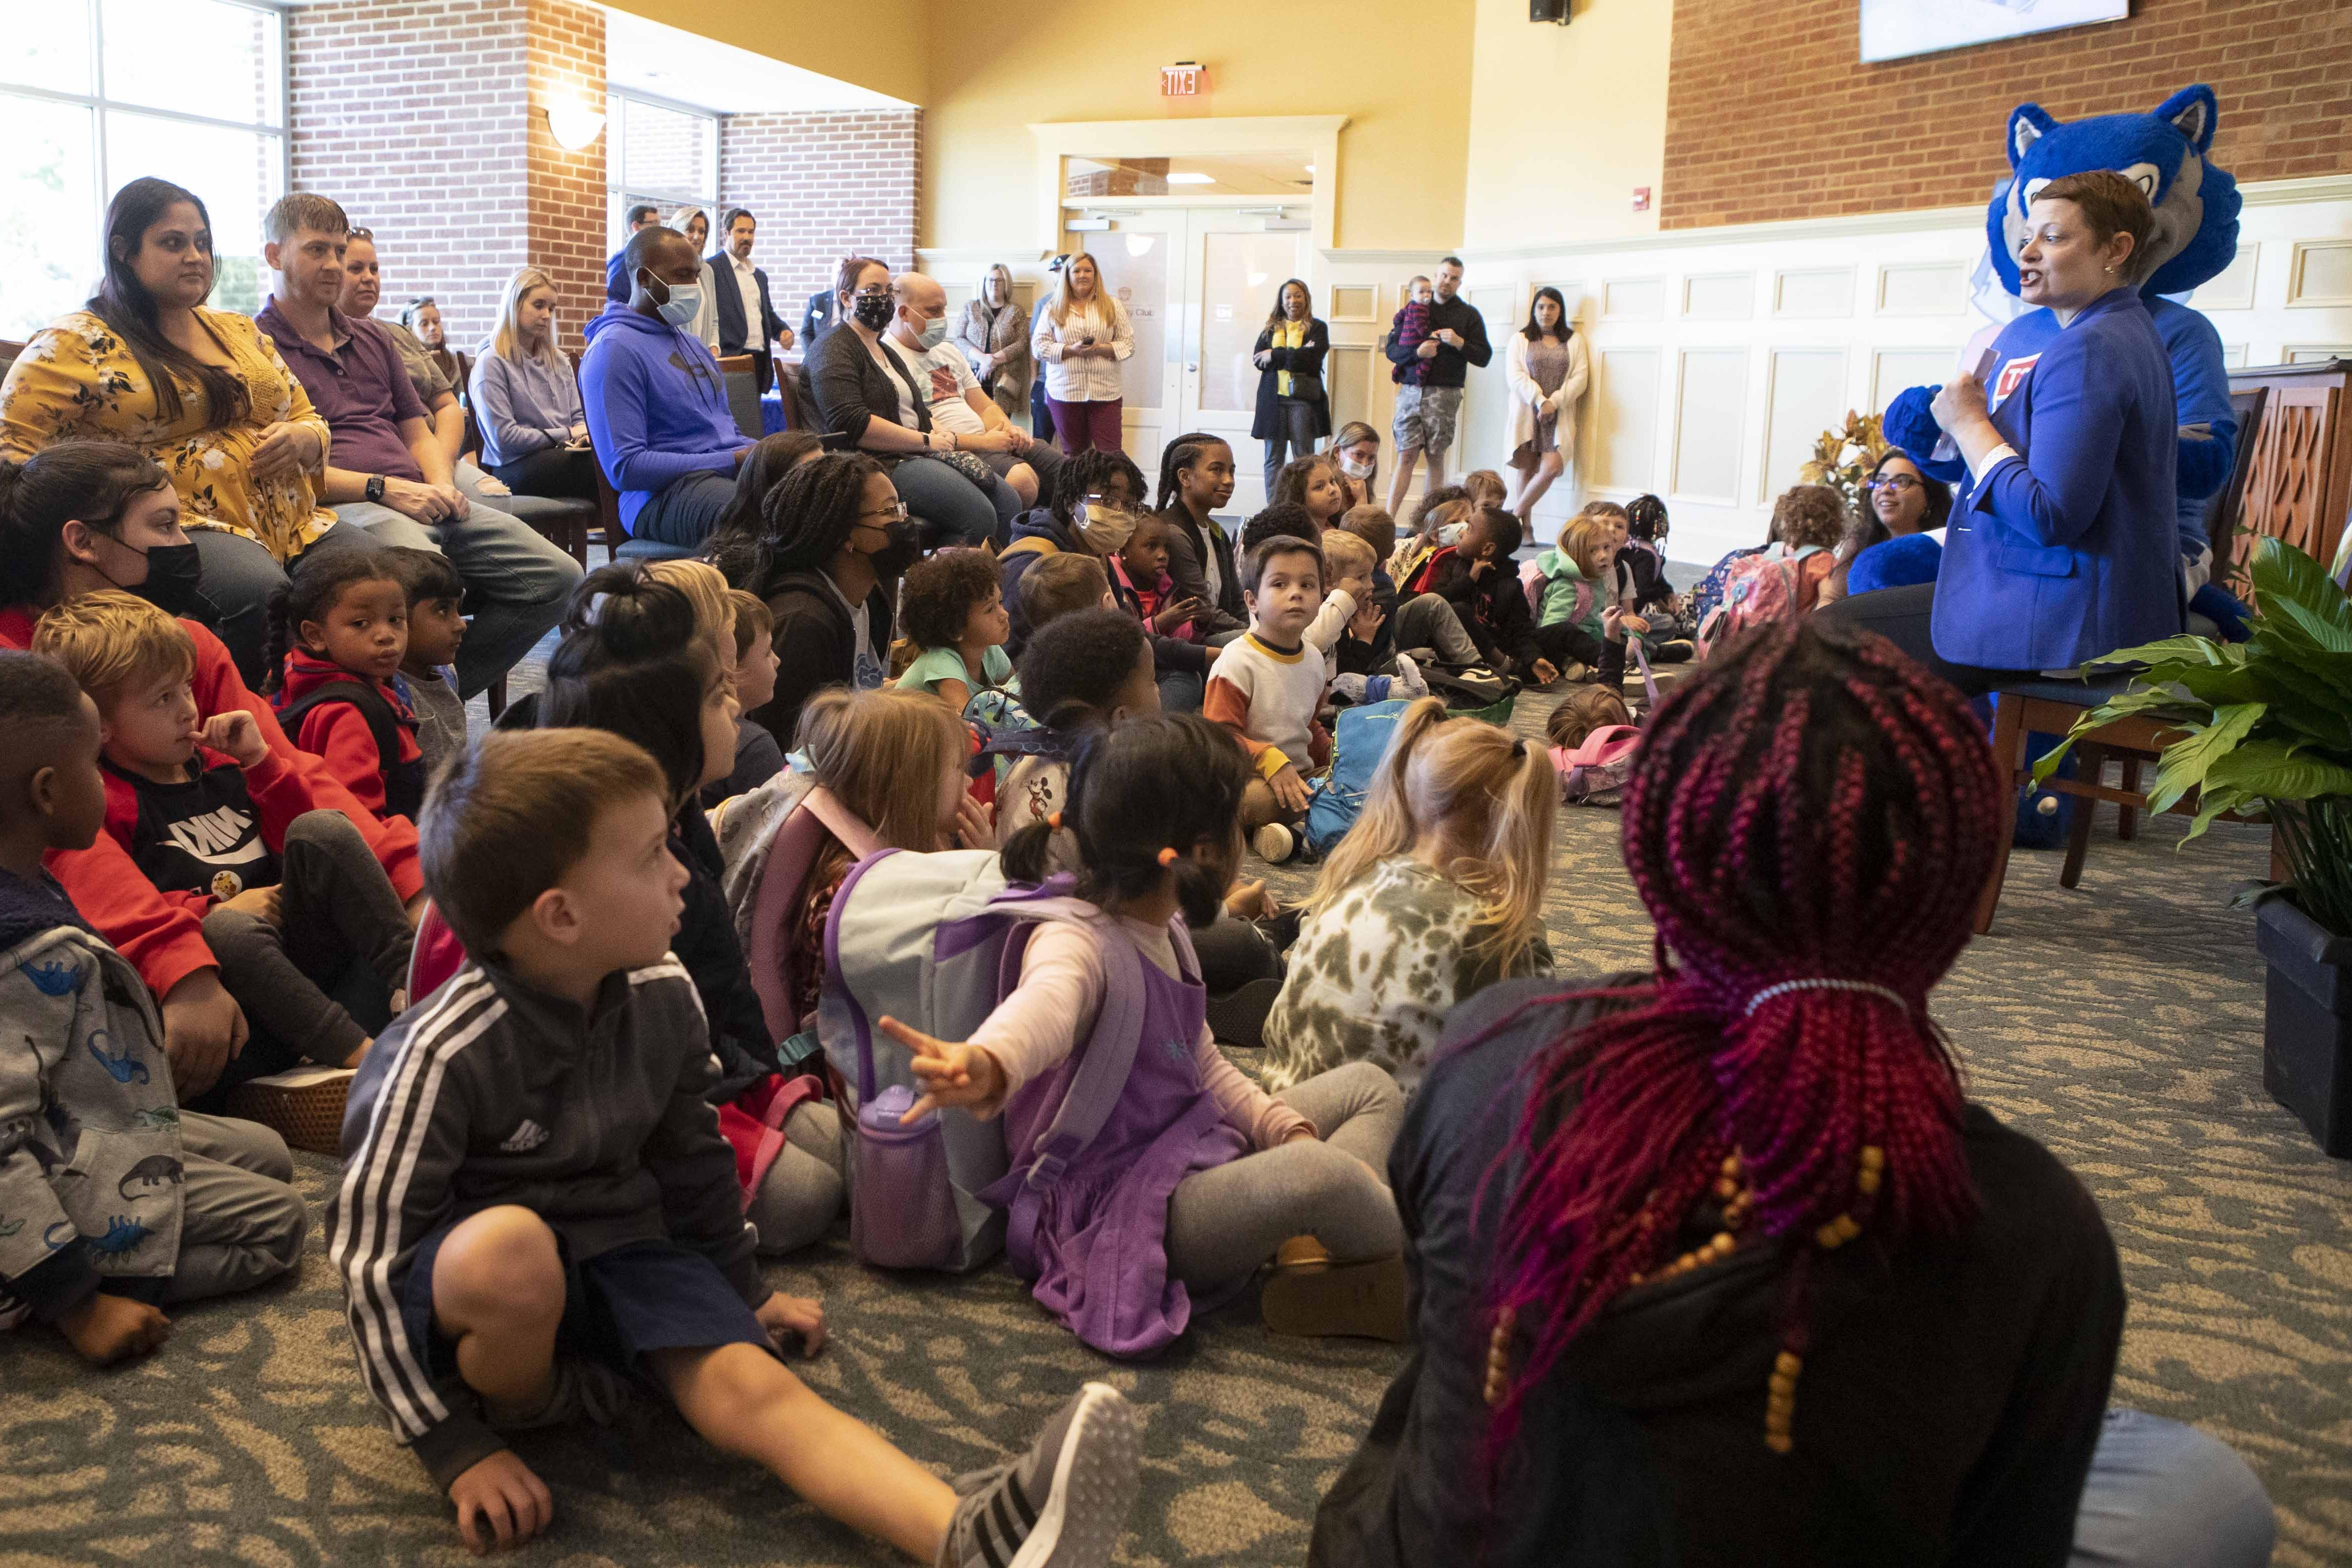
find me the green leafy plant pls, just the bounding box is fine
[2033,536,2352,937]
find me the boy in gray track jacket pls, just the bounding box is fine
[328,727,1141,1565]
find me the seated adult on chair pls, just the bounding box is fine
[709,206,795,394]
[470,265,599,502]
[805,257,1001,545]
[578,224,749,553]
[254,193,578,701]
[887,271,1057,511]
[1817,171,2180,697]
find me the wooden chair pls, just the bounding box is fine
[1975,384,2276,934]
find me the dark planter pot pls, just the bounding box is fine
[2258,894,2352,1157]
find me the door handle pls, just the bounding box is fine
[1187,364,1198,373]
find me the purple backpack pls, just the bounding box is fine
[818,852,1145,1273]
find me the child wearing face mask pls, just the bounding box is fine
[999,448,1152,653]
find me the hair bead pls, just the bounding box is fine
[1156,846,1179,867]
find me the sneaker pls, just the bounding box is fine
[1260,1239,1410,1342]
[1251,822,1295,865]
[225,1065,357,1157]
[1553,659,1590,683]
[1652,639,1696,664]
[938,1382,1139,1568]
[483,1355,637,1431]
[1204,976,1284,1051]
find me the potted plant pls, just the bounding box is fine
[1797,410,1891,520]
[2037,536,2352,1154]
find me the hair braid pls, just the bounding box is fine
[1480,619,1999,1462]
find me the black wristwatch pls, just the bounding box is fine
[364,474,387,503]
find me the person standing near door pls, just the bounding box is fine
[1252,278,1331,497]
[1028,255,1067,443]
[1385,256,1491,519]
[1032,251,1133,457]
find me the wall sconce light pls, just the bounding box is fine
[545,99,605,151]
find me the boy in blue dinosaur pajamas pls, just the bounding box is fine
[0,651,306,1364]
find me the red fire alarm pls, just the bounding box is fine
[1161,61,1205,96]
[1631,186,1652,212]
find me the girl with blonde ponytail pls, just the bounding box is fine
[1261,699,1557,1094]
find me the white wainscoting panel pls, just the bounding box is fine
[1876,261,1967,316]
[2288,240,2352,307]
[1328,283,1378,322]
[1683,271,1755,320]
[2286,344,2352,364]
[2192,244,2259,310]
[1328,344,1377,434]
[1774,267,1856,318]
[1603,276,1666,321]
[1872,348,1959,414]
[1671,348,1748,505]
[1593,348,1661,495]
[1762,348,1849,505]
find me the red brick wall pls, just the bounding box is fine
[717,109,923,312]
[1663,0,2352,229]
[524,0,608,354]
[287,0,607,357]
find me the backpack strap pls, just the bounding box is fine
[277,679,404,775]
[980,897,1150,1192]
[1628,635,1661,710]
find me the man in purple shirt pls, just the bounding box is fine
[254,194,577,698]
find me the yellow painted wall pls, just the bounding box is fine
[919,0,1477,254]
[1463,0,1670,249]
[599,0,929,107]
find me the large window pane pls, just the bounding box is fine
[102,0,282,127]
[104,111,282,313]
[619,98,715,201]
[0,94,100,338]
[1,0,94,95]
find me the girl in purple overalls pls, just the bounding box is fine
[878,714,1407,1358]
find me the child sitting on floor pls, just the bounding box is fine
[1020,551,1115,639]
[993,608,1159,858]
[35,594,415,1104]
[329,726,1140,1563]
[1263,697,1555,1095]
[1546,683,1641,805]
[895,550,1013,716]
[1207,534,1347,864]
[1239,503,1320,560]
[0,650,306,1363]
[890,714,1408,1353]
[1424,506,1559,686]
[1461,469,1509,514]
[1107,512,1212,713]
[1619,493,1694,648]
[536,567,772,1103]
[384,547,467,783]
[1529,513,1632,689]
[701,589,785,809]
[266,548,427,824]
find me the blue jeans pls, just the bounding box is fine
[323,493,582,700]
[2072,1408,2274,1568]
[889,453,999,544]
[628,469,738,552]
[190,525,326,689]
[1157,668,1204,714]
[1262,397,1323,494]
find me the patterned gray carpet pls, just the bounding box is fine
[3,676,2348,1567]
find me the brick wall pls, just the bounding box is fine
[287,0,607,357]
[717,109,923,313]
[1662,0,2352,229]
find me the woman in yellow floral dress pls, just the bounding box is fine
[0,177,347,682]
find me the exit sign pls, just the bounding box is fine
[1161,61,1204,96]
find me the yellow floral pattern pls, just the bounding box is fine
[0,309,336,563]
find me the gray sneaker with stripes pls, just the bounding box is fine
[937,1382,1139,1568]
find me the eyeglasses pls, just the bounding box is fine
[851,287,890,302]
[857,500,909,523]
[1868,473,1923,493]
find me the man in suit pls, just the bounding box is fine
[603,203,660,304]
[801,255,848,349]
[709,207,794,393]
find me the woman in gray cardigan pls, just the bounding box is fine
[469,266,598,501]
[955,263,1033,422]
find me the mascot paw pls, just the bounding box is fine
[1882,385,1944,461]
[2178,427,2234,502]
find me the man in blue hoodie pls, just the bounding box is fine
[580,226,749,549]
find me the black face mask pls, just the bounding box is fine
[850,292,894,332]
[868,517,924,580]
[96,538,204,618]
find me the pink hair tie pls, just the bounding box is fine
[1741,978,1911,1017]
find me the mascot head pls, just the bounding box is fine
[1989,83,2240,299]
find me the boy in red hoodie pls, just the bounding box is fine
[36,594,414,1114]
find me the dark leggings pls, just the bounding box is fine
[1811,584,2031,699]
[485,446,601,501]
[1531,621,1625,686]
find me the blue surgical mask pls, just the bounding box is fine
[916,314,948,351]
[641,268,701,329]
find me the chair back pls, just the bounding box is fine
[2205,384,2270,579]
[568,346,628,550]
[716,352,764,441]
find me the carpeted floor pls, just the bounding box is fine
[4,669,2349,1567]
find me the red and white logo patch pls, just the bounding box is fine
[1990,353,2041,411]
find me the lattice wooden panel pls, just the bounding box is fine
[2230,389,2335,588]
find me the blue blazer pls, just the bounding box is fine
[709,255,786,357]
[1933,289,2182,671]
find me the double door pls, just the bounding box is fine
[1064,208,1305,513]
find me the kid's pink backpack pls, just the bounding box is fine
[1695,545,1833,656]
[1551,724,1641,806]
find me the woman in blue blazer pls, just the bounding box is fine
[1825,170,2181,695]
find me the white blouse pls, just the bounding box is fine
[1031,296,1134,404]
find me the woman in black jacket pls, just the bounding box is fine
[1251,278,1331,498]
[742,452,919,749]
[1152,430,1247,636]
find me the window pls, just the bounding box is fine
[0,0,284,338]
[607,91,721,252]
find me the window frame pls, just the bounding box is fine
[606,88,723,250]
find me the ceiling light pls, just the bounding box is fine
[1166,172,1216,185]
[545,99,605,151]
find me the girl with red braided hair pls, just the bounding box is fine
[1311,619,2274,1568]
